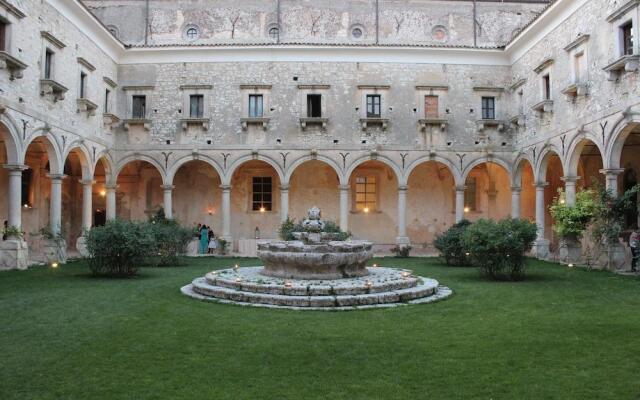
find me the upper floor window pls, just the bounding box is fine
[186,27,198,40]
[574,52,584,82]
[366,94,381,118]
[269,27,279,40]
[481,97,495,120]
[190,94,204,118]
[0,19,7,52]
[104,88,110,113]
[542,74,551,100]
[79,72,87,98]
[252,176,272,212]
[249,94,263,118]
[355,176,376,212]
[44,49,53,79]
[425,95,439,118]
[307,94,321,118]
[622,21,634,56]
[132,95,146,119]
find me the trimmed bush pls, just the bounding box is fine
[86,219,154,277]
[462,218,537,281]
[278,217,350,241]
[143,220,193,267]
[390,245,412,258]
[434,219,472,266]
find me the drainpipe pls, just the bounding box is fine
[144,0,150,45]
[375,0,379,45]
[473,0,477,47]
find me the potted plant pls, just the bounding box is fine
[217,238,229,255]
[590,184,640,270]
[550,189,596,265]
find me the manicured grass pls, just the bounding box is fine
[1,257,639,399]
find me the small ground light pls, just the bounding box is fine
[235,277,242,282]
[372,263,378,268]
[51,262,59,268]
[233,264,239,271]
[465,252,470,256]
[401,271,411,278]
[568,263,574,268]
[365,280,372,288]
[284,281,292,288]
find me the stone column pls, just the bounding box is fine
[105,184,117,220]
[511,186,521,219]
[221,185,232,240]
[455,185,466,223]
[396,185,410,247]
[3,165,26,230]
[534,181,550,259]
[162,185,174,219]
[561,176,580,206]
[339,184,350,232]
[600,168,624,198]
[280,185,289,222]
[0,165,28,270]
[80,179,94,232]
[49,174,65,235]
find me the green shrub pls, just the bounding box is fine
[142,220,193,266]
[86,219,154,277]
[434,219,472,266]
[549,189,597,240]
[279,217,298,240]
[278,217,350,241]
[462,218,537,281]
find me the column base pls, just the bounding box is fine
[395,236,411,248]
[76,236,89,258]
[533,239,550,260]
[43,239,67,265]
[0,239,29,270]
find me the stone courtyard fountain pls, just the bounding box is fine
[182,207,451,310]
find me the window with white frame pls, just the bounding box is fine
[252,176,272,211]
[366,94,381,118]
[481,97,495,120]
[249,94,264,118]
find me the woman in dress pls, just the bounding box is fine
[208,228,218,254]
[200,225,209,254]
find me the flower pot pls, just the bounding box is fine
[596,240,627,271]
[559,236,582,265]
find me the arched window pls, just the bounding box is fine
[269,27,279,40]
[186,27,198,40]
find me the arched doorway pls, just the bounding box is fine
[288,160,340,223]
[406,161,455,253]
[115,160,164,221]
[514,159,536,221]
[462,161,511,222]
[618,127,640,229]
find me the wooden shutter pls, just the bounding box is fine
[425,96,439,118]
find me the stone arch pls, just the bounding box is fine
[344,154,402,186]
[166,153,224,185]
[63,143,93,180]
[461,156,512,183]
[536,145,565,182]
[0,117,22,165]
[284,154,343,185]
[94,152,115,184]
[23,130,63,175]
[512,153,535,186]
[224,154,284,186]
[565,133,605,177]
[404,155,462,186]
[606,119,640,170]
[113,154,167,184]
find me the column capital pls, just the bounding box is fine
[534,181,548,189]
[599,168,625,177]
[455,185,467,192]
[279,184,290,191]
[339,184,350,191]
[220,184,232,191]
[561,176,581,183]
[105,184,118,190]
[79,179,96,186]
[161,184,175,191]
[398,185,408,192]
[3,164,28,172]
[510,186,522,192]
[47,173,67,182]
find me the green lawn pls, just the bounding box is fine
[1,257,639,400]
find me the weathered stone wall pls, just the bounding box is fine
[83,0,548,48]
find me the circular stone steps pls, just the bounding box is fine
[181,266,453,310]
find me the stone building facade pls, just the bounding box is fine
[0,0,639,269]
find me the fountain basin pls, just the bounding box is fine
[257,240,373,279]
